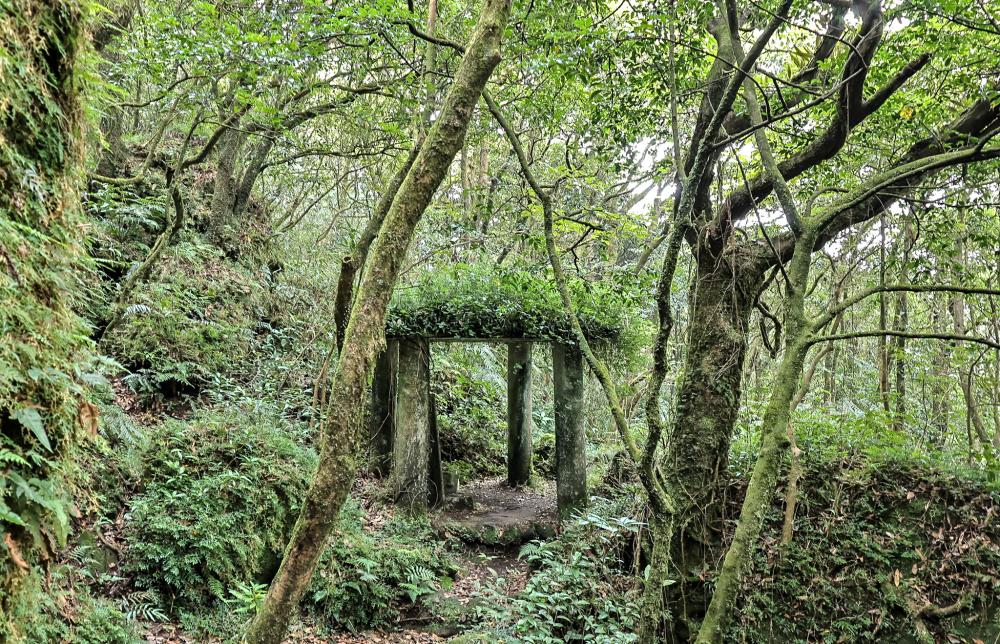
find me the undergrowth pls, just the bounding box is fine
[115,408,316,607]
[728,456,1000,642]
[306,498,458,633]
[467,498,643,643]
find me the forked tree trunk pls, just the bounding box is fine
[640,243,768,641]
[696,229,817,643]
[242,2,511,641]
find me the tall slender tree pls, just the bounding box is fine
[243,1,512,641]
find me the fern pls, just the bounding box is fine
[400,564,438,603]
[119,589,167,622]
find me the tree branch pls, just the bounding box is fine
[810,330,1000,351]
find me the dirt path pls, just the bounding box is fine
[434,477,558,545]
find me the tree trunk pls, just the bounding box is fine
[242,2,510,641]
[951,291,995,462]
[641,244,768,641]
[878,215,892,413]
[892,219,913,432]
[697,229,817,643]
[333,143,421,348]
[208,126,244,251]
[929,299,950,444]
[232,138,273,220]
[781,344,830,545]
[892,290,908,432]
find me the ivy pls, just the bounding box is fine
[387,263,647,347]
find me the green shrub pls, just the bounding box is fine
[307,499,457,632]
[72,597,141,644]
[7,566,139,644]
[121,408,316,606]
[473,502,642,642]
[432,345,508,480]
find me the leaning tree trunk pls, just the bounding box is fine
[242,2,511,642]
[1,0,90,637]
[640,242,768,642]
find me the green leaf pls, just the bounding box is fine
[14,408,51,452]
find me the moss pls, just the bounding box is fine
[119,408,317,606]
[0,0,94,635]
[5,567,139,643]
[100,239,261,399]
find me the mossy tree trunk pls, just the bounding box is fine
[638,244,768,641]
[208,125,244,250]
[242,2,511,641]
[695,230,817,643]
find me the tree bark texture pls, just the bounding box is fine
[507,341,533,486]
[642,243,769,641]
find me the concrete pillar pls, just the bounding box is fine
[507,341,533,486]
[369,340,397,477]
[553,342,587,519]
[428,393,444,507]
[391,338,430,511]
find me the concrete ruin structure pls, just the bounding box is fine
[369,337,588,519]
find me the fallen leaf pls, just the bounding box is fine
[4,533,29,572]
[78,400,99,437]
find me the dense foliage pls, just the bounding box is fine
[388,263,647,346]
[0,0,97,635]
[5,0,1000,640]
[732,457,1000,642]
[119,410,315,605]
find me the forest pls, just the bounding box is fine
[2,0,999,641]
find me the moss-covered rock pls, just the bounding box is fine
[0,0,95,636]
[100,239,262,399]
[118,409,316,605]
